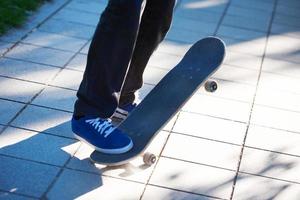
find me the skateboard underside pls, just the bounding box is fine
[90,36,226,166]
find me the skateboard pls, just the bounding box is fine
[90,36,226,166]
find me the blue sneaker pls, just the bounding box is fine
[112,103,137,121]
[72,116,133,154]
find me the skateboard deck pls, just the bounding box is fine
[90,37,226,166]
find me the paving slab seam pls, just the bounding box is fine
[261,68,300,80]
[37,28,92,40]
[222,63,263,73]
[171,131,244,147]
[0,74,79,94]
[1,56,65,69]
[219,23,271,35]
[254,103,300,114]
[0,153,64,170]
[162,155,237,173]
[0,188,38,199]
[0,74,50,88]
[208,77,257,88]
[228,3,275,13]
[248,123,300,136]
[244,144,300,158]
[146,184,227,200]
[229,0,280,199]
[207,78,257,92]
[0,0,73,58]
[139,113,181,200]
[238,171,300,185]
[180,110,247,125]
[6,123,75,140]
[198,91,255,104]
[18,41,84,54]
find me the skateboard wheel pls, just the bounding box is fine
[204,80,218,92]
[143,152,156,166]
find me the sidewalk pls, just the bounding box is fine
[0,0,300,199]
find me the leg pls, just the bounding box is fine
[74,0,144,118]
[119,0,176,106]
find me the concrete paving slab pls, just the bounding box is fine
[5,43,74,67]
[230,0,275,12]
[217,25,267,41]
[32,86,77,112]
[0,127,78,166]
[246,125,300,157]
[271,23,300,39]
[213,64,260,85]
[39,19,95,40]
[224,51,263,70]
[233,173,300,199]
[50,68,83,90]
[177,0,228,14]
[143,67,168,85]
[46,168,145,200]
[0,58,60,84]
[148,51,182,70]
[198,79,256,103]
[222,14,270,33]
[11,105,73,138]
[183,94,252,122]
[255,85,300,112]
[65,0,106,14]
[266,35,300,63]
[0,41,13,56]
[173,112,247,145]
[274,14,300,28]
[0,77,43,103]
[226,5,273,20]
[172,18,217,34]
[0,155,60,198]
[80,41,91,54]
[149,157,235,199]
[278,0,300,8]
[52,8,100,27]
[142,185,215,200]
[65,53,87,71]
[240,147,300,183]
[0,99,24,125]
[251,105,300,133]
[174,8,222,23]
[258,71,300,95]
[162,133,241,170]
[221,37,266,57]
[262,57,300,77]
[22,31,88,52]
[275,4,300,18]
[166,27,209,44]
[0,192,35,200]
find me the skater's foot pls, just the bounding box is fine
[72,116,133,154]
[112,103,137,121]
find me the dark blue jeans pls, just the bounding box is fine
[74,0,175,118]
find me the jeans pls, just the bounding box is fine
[74,0,175,118]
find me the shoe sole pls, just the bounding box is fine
[73,133,133,154]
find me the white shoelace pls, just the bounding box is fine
[85,118,116,138]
